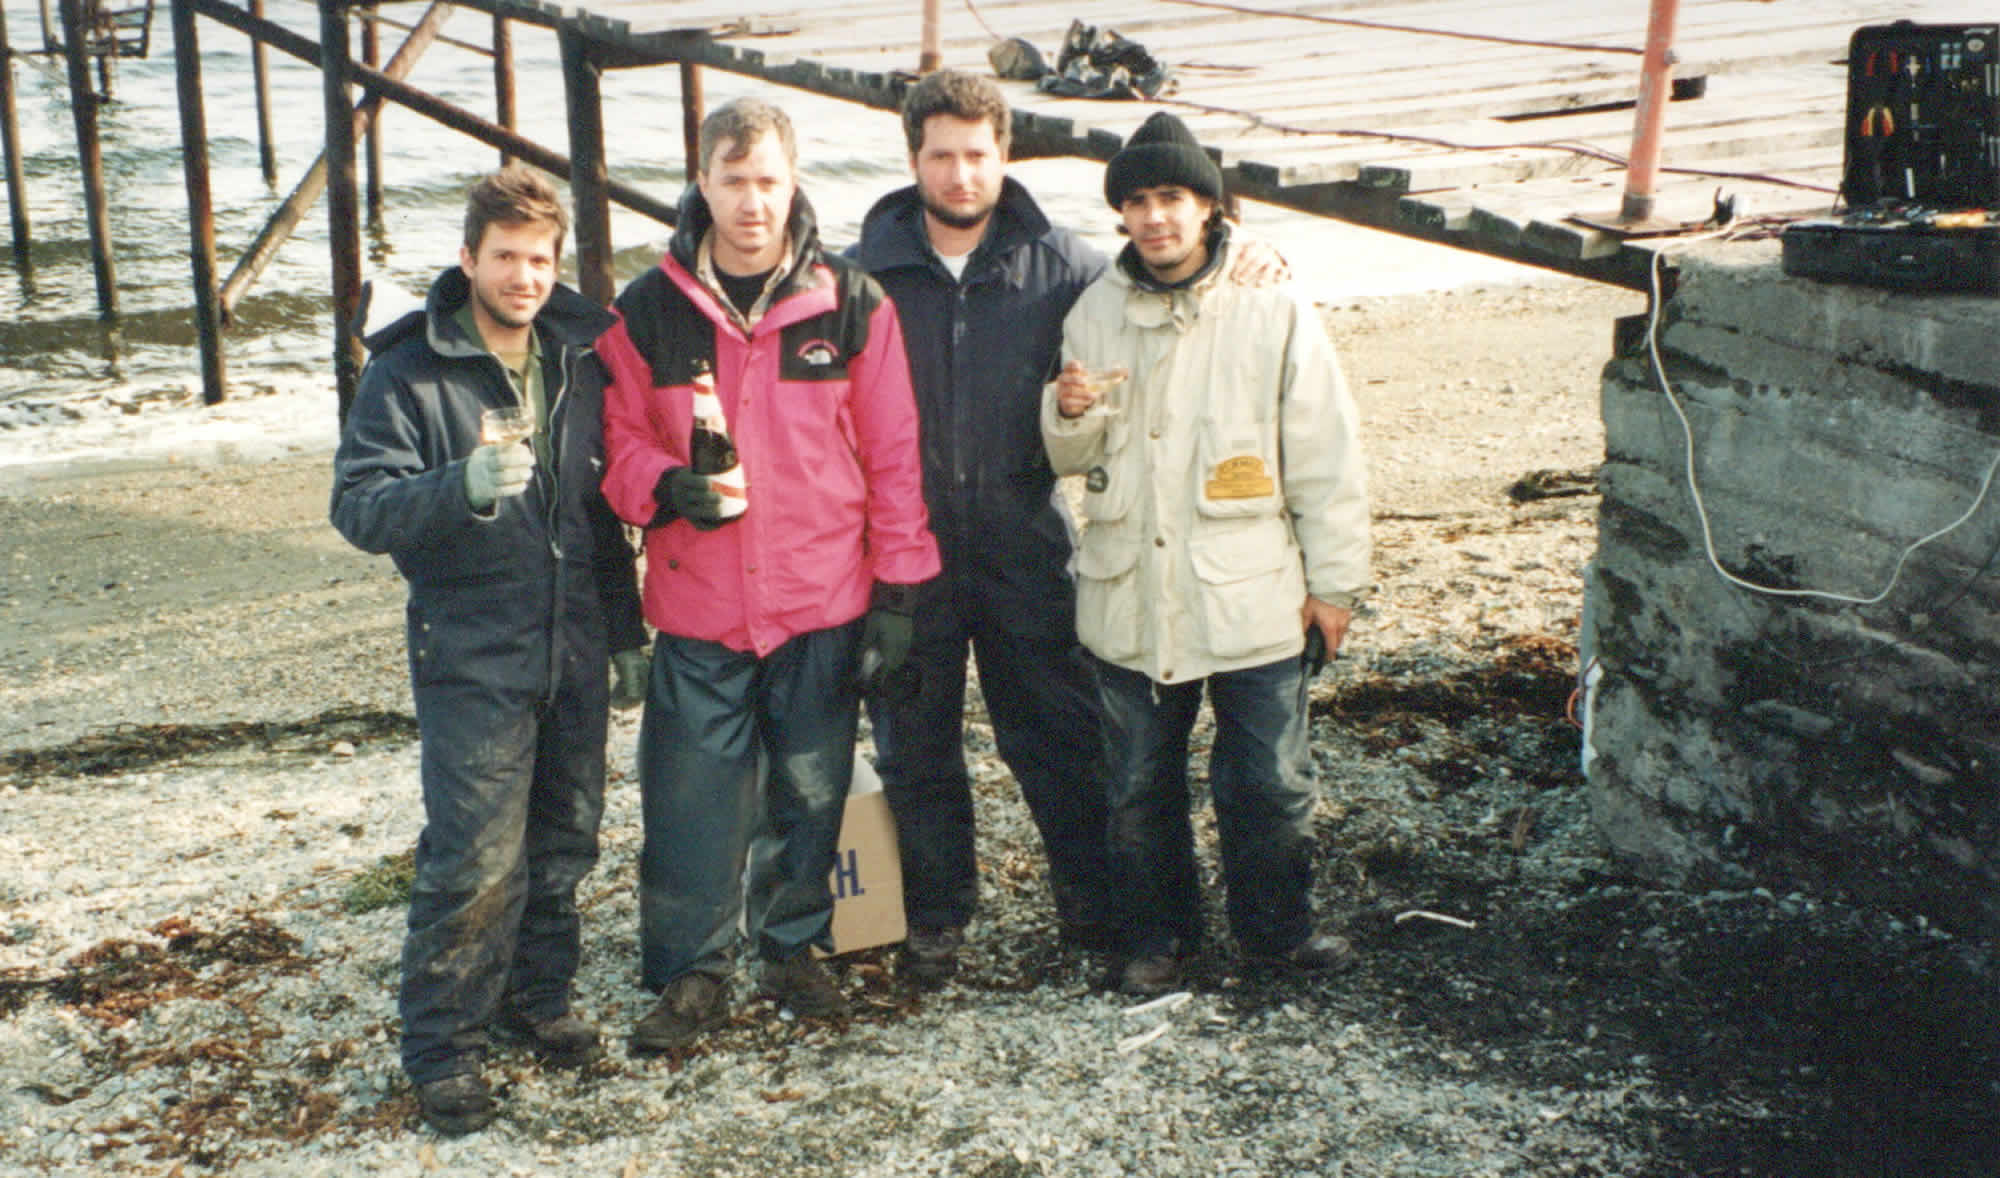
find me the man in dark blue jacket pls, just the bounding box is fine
[851,71,1118,983]
[330,169,646,1134]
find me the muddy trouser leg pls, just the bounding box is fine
[967,582,1116,932]
[746,620,863,962]
[636,635,762,992]
[400,681,539,1087]
[1206,656,1316,957]
[1091,656,1205,955]
[501,647,608,1023]
[867,584,976,933]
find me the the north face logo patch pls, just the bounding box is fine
[796,339,839,366]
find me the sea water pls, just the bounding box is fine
[0,0,1529,471]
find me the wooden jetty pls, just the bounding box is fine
[6,0,1995,406]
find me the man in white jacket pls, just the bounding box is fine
[1042,111,1371,996]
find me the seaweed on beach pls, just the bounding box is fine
[0,706,417,786]
[0,913,308,1025]
[341,848,416,915]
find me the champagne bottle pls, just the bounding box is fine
[689,360,748,519]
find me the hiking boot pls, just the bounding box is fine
[492,1009,602,1066]
[415,1072,497,1136]
[629,973,729,1055]
[1118,952,1183,997]
[759,953,849,1018]
[1257,931,1358,973]
[899,925,964,987]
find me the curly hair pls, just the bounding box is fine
[697,98,798,175]
[900,70,1011,157]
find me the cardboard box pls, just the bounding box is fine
[825,753,906,955]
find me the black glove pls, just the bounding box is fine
[854,582,920,701]
[651,466,727,531]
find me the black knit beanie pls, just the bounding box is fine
[1103,111,1223,208]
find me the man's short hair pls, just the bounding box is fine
[698,98,798,175]
[900,70,1011,156]
[462,166,567,258]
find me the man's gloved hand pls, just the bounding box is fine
[652,466,727,531]
[854,581,919,699]
[610,647,649,710]
[465,441,535,510]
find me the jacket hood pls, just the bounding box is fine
[853,175,1052,274]
[667,183,825,298]
[358,266,615,356]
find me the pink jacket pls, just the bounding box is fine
[598,239,939,655]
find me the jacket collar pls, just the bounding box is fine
[853,175,1051,284]
[668,183,825,308]
[359,266,614,357]
[1110,223,1233,330]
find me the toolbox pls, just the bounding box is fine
[1780,21,2000,293]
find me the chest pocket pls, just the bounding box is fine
[777,319,855,382]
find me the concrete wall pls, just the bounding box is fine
[1582,240,2000,932]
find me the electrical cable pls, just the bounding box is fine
[1645,233,2000,607]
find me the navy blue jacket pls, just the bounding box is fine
[330,268,646,700]
[851,178,1106,590]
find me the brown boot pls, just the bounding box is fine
[759,953,849,1018]
[629,973,729,1054]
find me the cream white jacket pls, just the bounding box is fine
[1041,249,1369,684]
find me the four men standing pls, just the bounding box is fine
[335,84,1368,1136]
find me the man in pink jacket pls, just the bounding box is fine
[598,99,940,1050]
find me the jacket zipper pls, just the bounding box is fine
[542,344,576,705]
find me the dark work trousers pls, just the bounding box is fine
[635,621,861,991]
[868,574,1114,935]
[1091,653,1317,958]
[400,675,607,1087]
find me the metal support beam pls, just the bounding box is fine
[318,0,362,419]
[559,23,611,305]
[493,14,514,168]
[220,0,451,321]
[170,0,226,403]
[58,0,114,317]
[188,0,677,228]
[0,3,31,268]
[249,0,278,186]
[1620,0,1681,225]
[919,0,940,74]
[680,60,702,182]
[361,1,382,223]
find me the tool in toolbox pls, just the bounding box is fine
[1781,21,2000,293]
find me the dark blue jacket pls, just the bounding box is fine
[330,268,646,700]
[852,178,1106,590]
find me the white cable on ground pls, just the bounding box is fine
[1646,234,2000,606]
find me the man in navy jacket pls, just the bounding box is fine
[331,169,645,1134]
[850,72,1118,982]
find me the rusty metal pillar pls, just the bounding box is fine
[0,2,30,268]
[1620,0,1682,225]
[248,0,277,186]
[361,2,382,223]
[679,60,702,182]
[493,13,514,168]
[58,0,115,317]
[559,22,611,305]
[919,0,940,74]
[318,0,362,418]
[169,0,225,403]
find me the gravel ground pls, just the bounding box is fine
[5,278,1998,1177]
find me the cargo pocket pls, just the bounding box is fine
[1074,525,1144,663]
[1189,519,1304,659]
[1195,419,1280,520]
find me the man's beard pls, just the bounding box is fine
[920,188,995,232]
[477,286,539,330]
